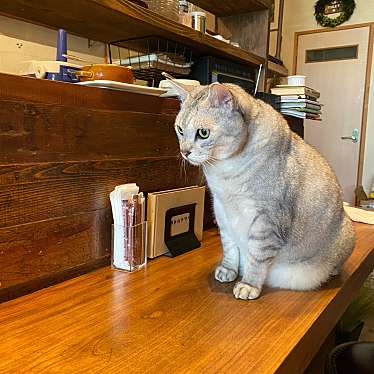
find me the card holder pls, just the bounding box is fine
[164,204,201,257]
[147,186,205,258]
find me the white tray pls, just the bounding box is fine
[78,80,167,96]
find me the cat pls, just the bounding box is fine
[173,82,355,300]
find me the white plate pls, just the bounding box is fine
[78,80,168,97]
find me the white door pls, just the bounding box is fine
[296,26,370,203]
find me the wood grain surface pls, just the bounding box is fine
[0,223,373,373]
[0,99,179,163]
[0,73,180,114]
[188,0,271,16]
[0,74,201,300]
[0,1,264,66]
[217,10,270,58]
[0,158,199,227]
[0,211,111,300]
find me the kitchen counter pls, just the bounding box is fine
[1,222,373,373]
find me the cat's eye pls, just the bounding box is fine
[176,126,184,136]
[197,128,210,139]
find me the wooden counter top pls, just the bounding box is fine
[1,223,373,373]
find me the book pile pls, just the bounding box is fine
[270,85,322,120]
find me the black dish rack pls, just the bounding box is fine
[108,37,193,87]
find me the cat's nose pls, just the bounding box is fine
[182,150,191,158]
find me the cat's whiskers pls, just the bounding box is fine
[205,159,215,168]
[208,155,220,162]
[183,158,188,182]
[178,153,187,181]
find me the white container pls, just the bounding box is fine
[287,75,306,86]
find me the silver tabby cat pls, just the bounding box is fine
[174,82,355,300]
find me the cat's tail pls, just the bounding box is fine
[266,214,355,291]
[266,261,332,290]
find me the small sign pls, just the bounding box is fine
[170,212,190,236]
[324,0,343,15]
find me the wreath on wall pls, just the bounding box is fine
[315,0,356,28]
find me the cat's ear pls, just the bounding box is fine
[161,73,193,102]
[171,82,192,102]
[207,83,233,108]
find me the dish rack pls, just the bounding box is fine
[108,37,193,86]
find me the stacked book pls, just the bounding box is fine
[270,85,322,120]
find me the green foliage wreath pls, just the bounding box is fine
[314,0,355,27]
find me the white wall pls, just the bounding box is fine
[281,0,374,195]
[0,15,105,74]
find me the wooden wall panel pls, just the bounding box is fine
[0,73,180,114]
[217,10,270,58]
[0,210,112,301]
[0,157,200,228]
[0,211,111,288]
[0,100,180,163]
[0,74,201,301]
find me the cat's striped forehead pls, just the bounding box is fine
[176,102,217,131]
[176,85,227,129]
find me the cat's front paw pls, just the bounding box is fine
[215,265,238,283]
[233,282,261,300]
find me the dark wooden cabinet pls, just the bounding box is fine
[0,74,201,302]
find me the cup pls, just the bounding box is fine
[287,75,306,86]
[191,11,206,33]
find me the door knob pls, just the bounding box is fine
[341,128,359,143]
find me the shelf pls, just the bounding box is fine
[0,0,264,67]
[267,60,289,77]
[188,0,271,16]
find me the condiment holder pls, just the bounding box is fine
[110,183,147,272]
